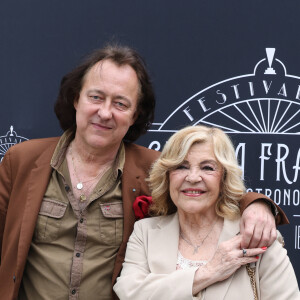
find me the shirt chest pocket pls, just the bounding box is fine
[34,198,68,243]
[99,202,124,246]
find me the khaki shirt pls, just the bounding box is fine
[19,131,125,300]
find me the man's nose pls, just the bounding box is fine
[98,102,112,119]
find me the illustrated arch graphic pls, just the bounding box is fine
[150,49,300,135]
[195,98,300,134]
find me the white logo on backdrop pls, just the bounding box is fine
[0,126,28,162]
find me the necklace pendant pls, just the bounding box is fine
[77,182,83,190]
[80,194,86,201]
[193,246,199,254]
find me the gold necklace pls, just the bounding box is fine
[180,217,219,254]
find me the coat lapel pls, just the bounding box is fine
[121,153,142,243]
[204,218,240,300]
[146,214,241,299]
[148,214,180,273]
[16,143,57,275]
[112,145,143,285]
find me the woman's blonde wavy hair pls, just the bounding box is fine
[148,125,245,219]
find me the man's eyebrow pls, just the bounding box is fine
[115,95,131,102]
[87,88,104,94]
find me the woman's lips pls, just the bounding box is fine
[182,189,206,196]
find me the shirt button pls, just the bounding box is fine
[71,289,76,295]
[79,218,84,223]
[76,253,80,258]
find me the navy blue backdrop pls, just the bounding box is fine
[1,0,299,283]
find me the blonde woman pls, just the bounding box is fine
[114,125,299,299]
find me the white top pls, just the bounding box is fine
[176,251,207,270]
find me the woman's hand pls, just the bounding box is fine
[192,235,266,295]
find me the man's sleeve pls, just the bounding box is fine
[240,192,289,225]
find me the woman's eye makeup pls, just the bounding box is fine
[176,164,188,170]
[173,160,219,174]
[202,162,220,173]
[202,165,215,171]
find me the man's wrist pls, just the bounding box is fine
[255,199,278,217]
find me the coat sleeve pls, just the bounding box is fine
[240,192,288,225]
[0,150,12,263]
[113,221,197,300]
[257,231,300,299]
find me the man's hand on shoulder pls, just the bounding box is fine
[240,200,277,249]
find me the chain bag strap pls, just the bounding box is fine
[246,263,258,300]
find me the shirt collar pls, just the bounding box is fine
[50,129,125,177]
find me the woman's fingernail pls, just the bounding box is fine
[261,247,267,250]
[255,256,259,259]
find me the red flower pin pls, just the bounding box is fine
[133,195,153,220]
